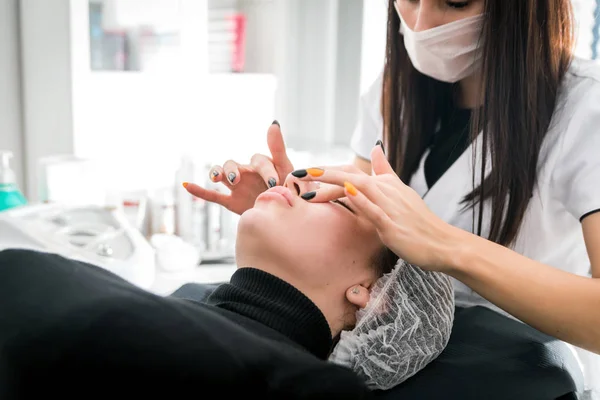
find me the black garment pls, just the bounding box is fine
[424,107,472,189]
[0,249,372,399]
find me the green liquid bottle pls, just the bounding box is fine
[0,151,27,212]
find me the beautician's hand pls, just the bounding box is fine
[184,122,295,215]
[288,165,369,202]
[292,145,459,272]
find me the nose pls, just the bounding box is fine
[402,1,443,32]
[284,174,317,197]
[413,8,440,32]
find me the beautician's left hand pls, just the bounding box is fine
[293,145,459,272]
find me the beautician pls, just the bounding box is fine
[186,0,600,396]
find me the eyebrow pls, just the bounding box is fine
[333,199,355,214]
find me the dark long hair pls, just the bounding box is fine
[382,0,574,246]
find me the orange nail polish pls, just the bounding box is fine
[344,182,358,196]
[182,182,189,188]
[307,168,324,177]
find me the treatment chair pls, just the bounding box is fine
[172,283,585,400]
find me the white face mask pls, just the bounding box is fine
[394,2,484,83]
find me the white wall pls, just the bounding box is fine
[359,0,387,94]
[247,0,365,153]
[20,0,75,201]
[333,0,364,146]
[238,0,276,74]
[572,0,598,59]
[0,0,25,191]
[276,0,340,151]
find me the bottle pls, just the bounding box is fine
[174,155,195,242]
[0,151,27,212]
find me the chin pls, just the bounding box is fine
[237,207,261,238]
[235,207,269,260]
[238,202,287,235]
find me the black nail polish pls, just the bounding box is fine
[228,172,236,184]
[272,120,280,127]
[301,192,317,201]
[376,140,385,155]
[291,169,307,178]
[268,178,277,188]
[211,170,219,178]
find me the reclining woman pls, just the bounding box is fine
[0,175,453,399]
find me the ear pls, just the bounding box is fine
[345,285,371,309]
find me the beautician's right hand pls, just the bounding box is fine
[184,121,295,215]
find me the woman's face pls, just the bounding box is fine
[236,176,383,301]
[395,0,484,31]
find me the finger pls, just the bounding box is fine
[291,168,394,209]
[222,160,242,185]
[283,173,322,196]
[370,145,395,176]
[208,165,225,183]
[183,182,230,208]
[299,184,346,203]
[250,153,279,188]
[209,165,235,190]
[267,122,294,172]
[305,181,322,192]
[291,164,366,176]
[290,168,367,188]
[343,182,392,231]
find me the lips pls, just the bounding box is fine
[257,186,294,207]
[267,186,295,206]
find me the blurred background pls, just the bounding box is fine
[0,0,598,282]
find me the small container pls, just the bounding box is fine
[0,151,27,212]
[149,188,176,236]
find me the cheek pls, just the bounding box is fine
[310,214,374,266]
[257,208,334,255]
[397,4,416,29]
[275,209,358,267]
[471,0,485,16]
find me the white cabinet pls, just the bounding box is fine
[19,0,280,201]
[16,0,366,202]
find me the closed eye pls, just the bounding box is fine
[332,199,355,214]
[447,1,470,9]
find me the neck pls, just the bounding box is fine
[456,70,483,109]
[207,267,333,358]
[235,255,346,337]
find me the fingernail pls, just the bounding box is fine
[228,172,236,184]
[268,177,277,188]
[210,170,219,181]
[376,140,385,155]
[301,191,317,201]
[345,182,358,196]
[272,120,280,127]
[306,168,324,177]
[351,287,360,295]
[291,169,307,178]
[182,182,189,188]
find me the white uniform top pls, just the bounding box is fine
[351,57,600,396]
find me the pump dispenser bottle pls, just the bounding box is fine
[0,151,27,212]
